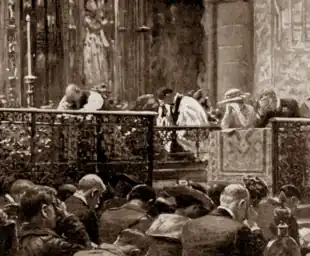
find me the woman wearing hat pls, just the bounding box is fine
[219,88,256,130]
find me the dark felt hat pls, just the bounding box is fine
[166,185,215,209]
[128,184,156,202]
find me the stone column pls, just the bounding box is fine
[201,0,254,104]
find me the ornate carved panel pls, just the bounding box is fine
[5,0,21,106]
[207,129,272,186]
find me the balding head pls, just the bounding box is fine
[219,184,250,222]
[65,84,82,102]
[77,174,106,209]
[78,174,106,193]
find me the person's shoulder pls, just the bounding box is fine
[184,214,241,232]
[281,98,299,106]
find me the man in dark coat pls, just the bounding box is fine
[255,89,300,127]
[65,174,106,245]
[19,186,91,256]
[99,184,155,244]
[181,184,266,256]
[146,184,214,256]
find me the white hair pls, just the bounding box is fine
[220,184,250,206]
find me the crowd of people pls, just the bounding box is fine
[0,174,307,256]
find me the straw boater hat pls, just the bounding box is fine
[218,88,250,105]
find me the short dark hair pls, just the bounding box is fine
[207,183,227,206]
[127,184,156,203]
[280,184,302,201]
[20,186,56,222]
[157,87,173,100]
[243,176,269,207]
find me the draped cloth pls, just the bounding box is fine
[156,94,210,161]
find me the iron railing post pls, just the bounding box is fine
[146,115,154,186]
[271,120,279,196]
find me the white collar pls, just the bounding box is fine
[276,96,281,110]
[73,191,88,206]
[217,206,236,219]
[173,93,182,103]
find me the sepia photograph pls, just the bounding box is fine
[0,0,309,255]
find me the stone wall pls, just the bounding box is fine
[254,0,310,101]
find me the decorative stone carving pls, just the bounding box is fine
[7,0,18,106]
[254,0,310,101]
[207,128,272,186]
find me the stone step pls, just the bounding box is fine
[153,167,206,181]
[298,218,310,229]
[296,204,310,219]
[153,167,206,190]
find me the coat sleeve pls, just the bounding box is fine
[56,214,92,248]
[177,97,209,126]
[290,99,301,117]
[236,226,266,256]
[57,96,70,111]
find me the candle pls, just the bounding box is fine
[26,14,32,76]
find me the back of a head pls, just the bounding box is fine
[10,179,34,197]
[127,184,156,203]
[58,184,77,201]
[78,174,106,192]
[208,183,227,206]
[280,184,302,201]
[157,86,173,100]
[220,184,249,206]
[65,84,81,101]
[243,176,269,207]
[259,88,276,99]
[20,186,55,222]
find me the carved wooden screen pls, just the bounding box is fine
[116,0,151,102]
[29,0,84,107]
[0,0,22,106]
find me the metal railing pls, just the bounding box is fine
[271,117,310,198]
[0,108,220,187]
[153,125,220,167]
[0,108,156,186]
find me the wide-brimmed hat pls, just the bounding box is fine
[218,88,250,105]
[165,184,215,209]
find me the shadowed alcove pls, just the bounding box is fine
[150,0,205,94]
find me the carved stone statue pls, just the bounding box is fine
[84,0,110,87]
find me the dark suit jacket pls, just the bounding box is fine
[65,196,99,244]
[181,208,266,256]
[256,98,300,128]
[99,202,152,244]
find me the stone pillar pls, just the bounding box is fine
[201,0,254,104]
